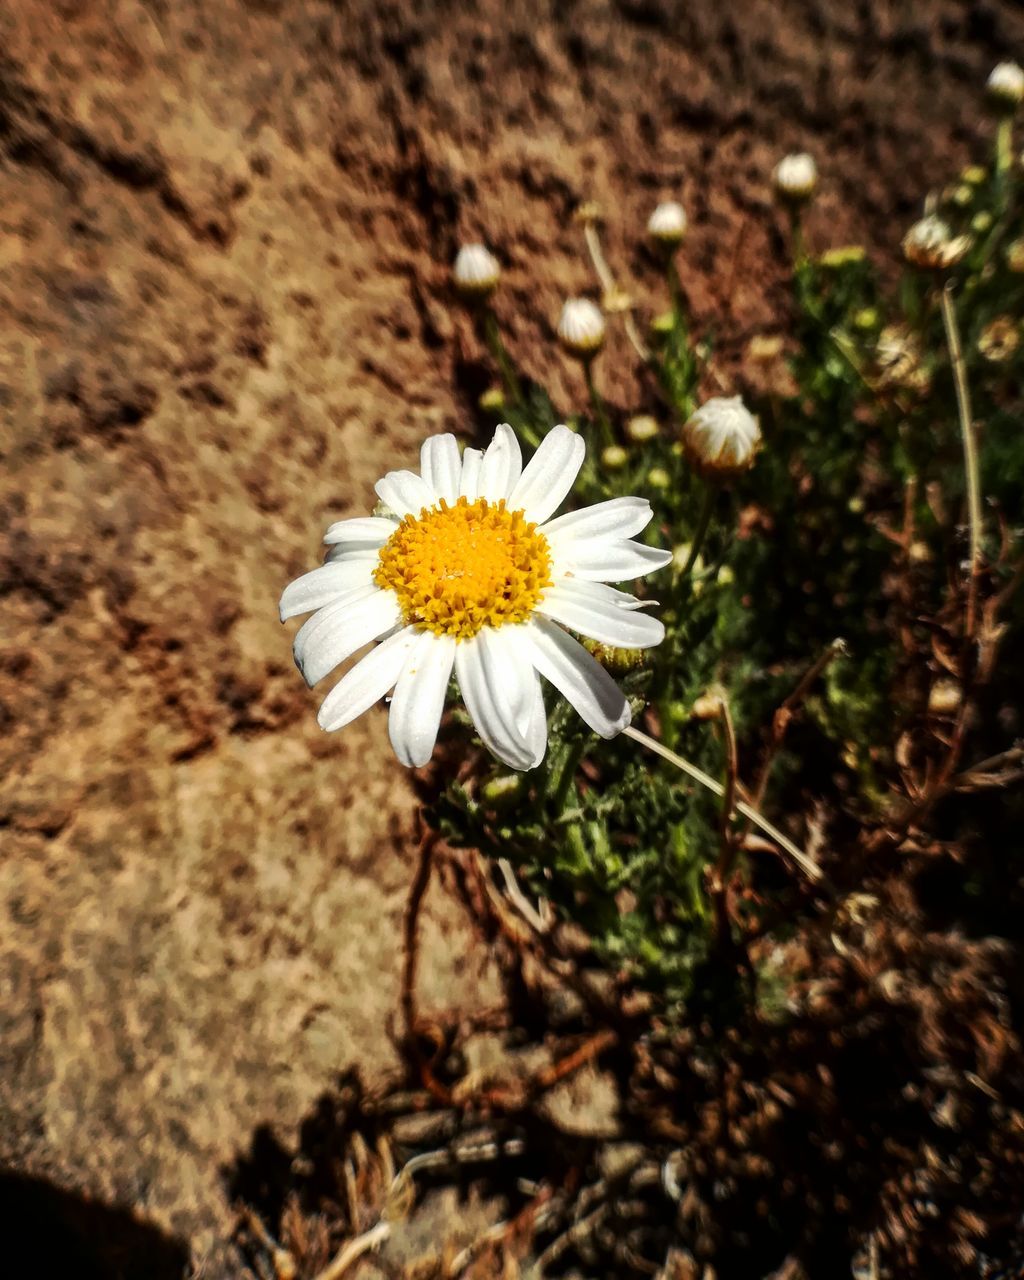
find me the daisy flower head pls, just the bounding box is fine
[280,424,672,771]
[772,152,818,202]
[452,244,501,300]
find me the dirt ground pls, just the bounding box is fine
[2,0,1023,1273]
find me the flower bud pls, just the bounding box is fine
[625,414,660,444]
[692,692,723,720]
[1006,238,1024,272]
[601,445,629,471]
[557,298,606,359]
[962,165,987,186]
[481,773,527,810]
[772,152,818,202]
[646,466,670,489]
[478,386,505,413]
[987,61,1024,110]
[978,316,1020,363]
[452,244,500,300]
[583,639,645,675]
[901,215,971,271]
[647,200,688,248]
[681,395,762,480]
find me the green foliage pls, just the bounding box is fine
[430,141,1024,1012]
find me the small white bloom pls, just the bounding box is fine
[647,200,688,247]
[987,60,1024,108]
[902,214,971,270]
[280,424,672,770]
[682,396,761,479]
[773,152,818,201]
[452,244,501,299]
[557,298,606,359]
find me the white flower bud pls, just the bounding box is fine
[773,153,818,201]
[902,215,971,270]
[647,200,688,248]
[987,61,1024,109]
[682,395,761,479]
[557,298,606,359]
[452,244,500,300]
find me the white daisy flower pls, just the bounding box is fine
[452,244,501,299]
[772,152,818,201]
[280,423,672,771]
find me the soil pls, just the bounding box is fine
[2,0,1023,1274]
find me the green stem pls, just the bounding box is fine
[679,485,716,578]
[996,118,1013,180]
[584,360,614,450]
[483,308,524,406]
[939,283,983,638]
[666,258,686,324]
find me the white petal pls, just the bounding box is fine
[459,447,483,501]
[420,434,462,505]
[279,560,377,621]
[317,626,419,731]
[324,546,384,566]
[388,630,456,767]
[541,496,653,543]
[478,422,523,501]
[323,516,398,546]
[537,582,665,649]
[374,470,437,519]
[293,586,402,687]
[525,617,630,739]
[545,579,655,611]
[507,424,586,525]
[521,664,549,767]
[455,634,536,770]
[553,538,673,582]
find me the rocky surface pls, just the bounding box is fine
[1,0,1022,1272]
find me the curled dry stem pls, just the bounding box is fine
[583,219,651,363]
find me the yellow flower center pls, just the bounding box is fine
[374,497,553,639]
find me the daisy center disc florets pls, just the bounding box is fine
[374,497,553,639]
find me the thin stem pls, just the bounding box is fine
[584,359,614,450]
[622,724,823,882]
[996,118,1013,183]
[666,257,685,320]
[679,485,716,578]
[483,307,524,406]
[939,282,982,637]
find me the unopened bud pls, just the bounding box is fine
[647,200,688,248]
[601,445,629,471]
[452,244,500,300]
[478,386,505,413]
[682,395,762,480]
[692,692,723,720]
[646,466,671,489]
[557,298,606,359]
[987,61,1024,111]
[773,152,818,202]
[625,414,660,444]
[481,773,527,809]
[902,215,971,270]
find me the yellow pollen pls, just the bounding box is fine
[374,497,553,639]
